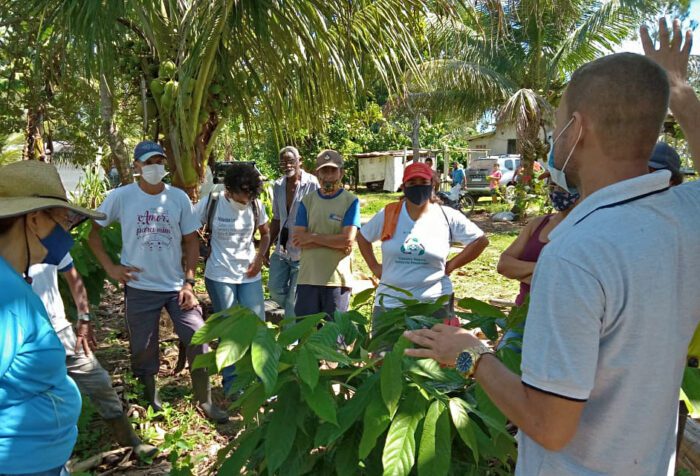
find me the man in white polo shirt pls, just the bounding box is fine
[403,18,700,476]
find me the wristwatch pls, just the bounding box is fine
[184,278,196,287]
[455,342,494,379]
[77,313,92,322]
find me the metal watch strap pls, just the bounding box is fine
[77,313,91,322]
[467,343,494,378]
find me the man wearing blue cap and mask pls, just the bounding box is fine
[88,141,228,423]
[403,18,700,476]
[649,141,684,186]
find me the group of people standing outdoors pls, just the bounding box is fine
[0,16,699,476]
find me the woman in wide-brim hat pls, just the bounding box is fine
[0,160,104,476]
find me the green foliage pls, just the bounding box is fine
[194,294,527,475]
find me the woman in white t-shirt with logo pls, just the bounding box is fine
[358,162,489,326]
[197,163,270,393]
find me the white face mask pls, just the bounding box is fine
[547,117,581,194]
[140,164,168,185]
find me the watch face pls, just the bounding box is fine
[456,351,474,374]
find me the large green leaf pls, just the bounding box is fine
[682,367,700,418]
[381,338,408,418]
[449,398,479,462]
[191,351,217,374]
[190,309,240,345]
[306,342,353,365]
[301,381,338,425]
[251,326,281,396]
[218,427,262,475]
[381,392,427,476]
[417,400,451,476]
[278,313,326,346]
[239,383,266,422]
[314,374,379,447]
[296,346,320,390]
[265,384,299,474]
[457,297,507,319]
[214,312,260,370]
[359,390,391,459]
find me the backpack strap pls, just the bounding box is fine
[380,199,404,241]
[203,191,220,240]
[438,205,453,244]
[250,198,260,240]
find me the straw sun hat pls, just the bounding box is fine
[0,160,105,224]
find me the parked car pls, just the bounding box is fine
[464,155,520,197]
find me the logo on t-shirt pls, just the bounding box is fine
[329,213,343,222]
[136,208,174,250]
[400,236,425,256]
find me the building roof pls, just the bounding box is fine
[465,130,497,141]
[353,149,435,159]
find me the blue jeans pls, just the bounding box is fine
[1,466,69,476]
[268,253,300,318]
[205,278,264,394]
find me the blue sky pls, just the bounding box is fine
[615,1,699,55]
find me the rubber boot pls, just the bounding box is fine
[191,368,229,423]
[105,413,158,459]
[139,375,163,412]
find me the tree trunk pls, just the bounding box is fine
[99,72,131,185]
[412,112,421,162]
[23,106,45,160]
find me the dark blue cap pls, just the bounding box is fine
[134,141,166,162]
[649,142,680,173]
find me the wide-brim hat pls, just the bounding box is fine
[0,160,106,224]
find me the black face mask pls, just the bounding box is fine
[404,185,433,206]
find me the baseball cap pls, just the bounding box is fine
[134,140,166,162]
[649,142,681,172]
[315,149,343,170]
[403,162,434,183]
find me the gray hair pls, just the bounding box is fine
[279,146,300,161]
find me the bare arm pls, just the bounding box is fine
[358,232,382,279]
[62,266,97,354]
[497,218,541,281]
[182,232,199,283]
[178,232,200,310]
[292,225,357,251]
[247,223,271,278]
[62,266,90,315]
[475,355,585,451]
[642,19,700,164]
[445,235,489,275]
[404,325,585,451]
[267,218,281,255]
[88,221,140,284]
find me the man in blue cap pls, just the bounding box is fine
[649,141,684,186]
[88,141,228,422]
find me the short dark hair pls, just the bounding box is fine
[425,157,433,163]
[566,53,669,162]
[224,162,263,198]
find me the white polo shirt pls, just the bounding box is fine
[518,170,700,476]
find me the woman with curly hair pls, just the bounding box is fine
[196,162,270,393]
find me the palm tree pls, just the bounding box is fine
[11,0,442,198]
[413,0,661,214]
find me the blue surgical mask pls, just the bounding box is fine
[40,223,75,266]
[548,117,582,194]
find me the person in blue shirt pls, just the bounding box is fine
[450,161,466,188]
[0,160,105,476]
